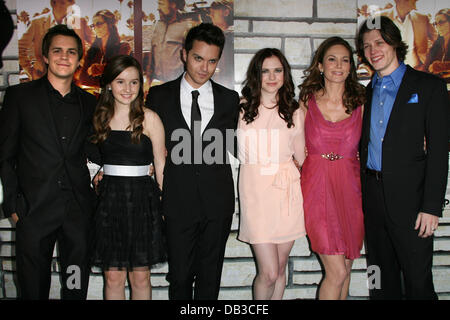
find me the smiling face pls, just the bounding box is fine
[110,66,140,108]
[363,29,399,77]
[182,40,221,88]
[43,34,80,80]
[260,55,284,95]
[319,44,351,84]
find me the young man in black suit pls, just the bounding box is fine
[0,25,98,299]
[145,23,240,300]
[357,16,449,299]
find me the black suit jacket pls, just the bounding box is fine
[0,77,98,228]
[145,76,240,222]
[360,65,449,227]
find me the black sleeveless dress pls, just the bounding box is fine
[91,131,167,270]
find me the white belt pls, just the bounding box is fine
[103,164,149,177]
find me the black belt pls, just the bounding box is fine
[365,168,382,180]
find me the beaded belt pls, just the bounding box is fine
[321,152,343,161]
[103,164,149,177]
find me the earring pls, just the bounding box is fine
[108,87,112,91]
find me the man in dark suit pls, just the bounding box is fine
[357,16,449,299]
[145,23,239,300]
[0,25,98,299]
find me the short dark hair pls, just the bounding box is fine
[42,24,83,60]
[356,16,408,64]
[184,23,225,58]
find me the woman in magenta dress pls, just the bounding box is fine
[298,37,366,300]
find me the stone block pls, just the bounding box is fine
[253,21,356,36]
[234,20,249,33]
[218,288,252,300]
[434,268,450,293]
[0,218,13,228]
[234,37,282,51]
[285,38,312,66]
[317,0,357,19]
[224,233,253,258]
[235,0,313,18]
[283,286,317,299]
[235,53,254,83]
[0,244,14,257]
[292,272,322,285]
[4,273,17,298]
[290,236,311,256]
[435,238,450,252]
[0,230,13,242]
[221,260,257,287]
[348,271,369,297]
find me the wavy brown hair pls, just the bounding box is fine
[241,48,298,128]
[299,37,365,113]
[91,55,145,144]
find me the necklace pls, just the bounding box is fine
[261,102,278,109]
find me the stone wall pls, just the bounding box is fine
[1,0,449,300]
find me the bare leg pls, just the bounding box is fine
[339,259,354,300]
[128,269,151,300]
[252,243,279,300]
[271,241,295,300]
[104,270,127,300]
[317,254,349,300]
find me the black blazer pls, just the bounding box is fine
[145,76,240,222]
[360,65,449,227]
[0,77,98,226]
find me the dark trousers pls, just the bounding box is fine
[363,174,437,300]
[15,193,91,300]
[165,192,233,300]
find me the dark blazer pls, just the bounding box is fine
[360,65,449,227]
[0,77,98,228]
[145,76,240,222]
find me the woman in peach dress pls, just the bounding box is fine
[237,48,306,300]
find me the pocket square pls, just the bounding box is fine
[407,93,418,103]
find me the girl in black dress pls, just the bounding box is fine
[91,55,166,300]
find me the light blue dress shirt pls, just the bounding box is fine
[367,62,407,171]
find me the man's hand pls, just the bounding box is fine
[11,213,18,224]
[93,171,104,193]
[415,212,439,238]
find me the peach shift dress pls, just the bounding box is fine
[237,106,307,244]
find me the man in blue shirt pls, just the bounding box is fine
[357,16,449,299]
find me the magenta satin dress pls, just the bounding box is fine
[301,96,364,260]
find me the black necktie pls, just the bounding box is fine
[191,90,201,132]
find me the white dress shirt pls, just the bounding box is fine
[392,9,418,67]
[180,73,215,134]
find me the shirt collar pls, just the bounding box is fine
[181,72,212,96]
[45,76,77,100]
[371,61,406,88]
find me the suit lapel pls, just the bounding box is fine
[36,78,65,155]
[173,76,190,131]
[363,81,373,145]
[204,80,220,132]
[383,66,417,143]
[67,86,84,151]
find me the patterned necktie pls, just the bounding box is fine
[191,90,201,132]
